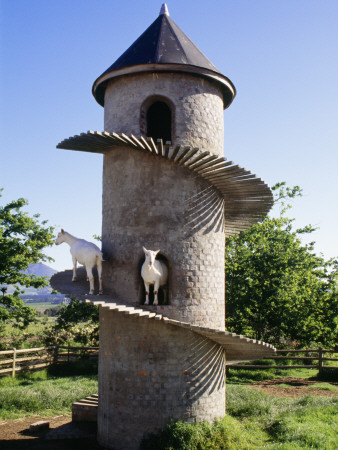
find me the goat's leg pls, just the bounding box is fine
[97,258,103,295]
[72,257,77,282]
[86,265,95,295]
[144,282,150,305]
[153,281,160,306]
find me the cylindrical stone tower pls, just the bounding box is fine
[93,6,236,332]
[53,5,275,450]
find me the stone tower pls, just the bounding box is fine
[53,5,275,450]
[93,5,237,331]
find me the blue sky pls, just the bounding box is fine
[1,0,337,271]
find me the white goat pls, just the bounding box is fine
[55,229,103,295]
[141,247,168,306]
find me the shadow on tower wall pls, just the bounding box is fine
[184,186,225,238]
[184,332,226,403]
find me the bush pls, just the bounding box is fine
[140,416,255,450]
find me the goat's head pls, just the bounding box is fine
[143,247,160,267]
[55,229,66,245]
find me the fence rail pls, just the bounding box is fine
[1,345,337,377]
[0,345,99,377]
[229,347,338,375]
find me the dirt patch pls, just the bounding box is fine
[0,414,102,449]
[248,377,338,398]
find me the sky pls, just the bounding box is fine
[1,0,337,271]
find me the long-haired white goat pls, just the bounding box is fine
[141,247,168,306]
[55,229,103,295]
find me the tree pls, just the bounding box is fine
[43,298,99,346]
[225,182,338,348]
[55,298,99,330]
[0,190,55,327]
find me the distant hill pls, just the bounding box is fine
[24,263,58,278]
[3,263,59,295]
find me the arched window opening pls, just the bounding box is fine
[147,101,172,142]
[138,253,170,306]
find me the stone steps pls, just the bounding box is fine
[72,394,98,423]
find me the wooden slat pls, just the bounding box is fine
[15,346,51,354]
[168,145,181,160]
[139,136,153,152]
[130,134,146,149]
[174,146,191,163]
[0,355,50,365]
[86,131,114,149]
[199,162,238,176]
[146,137,158,154]
[58,345,99,350]
[164,142,171,158]
[121,133,138,148]
[230,365,318,369]
[183,151,210,168]
[204,167,252,181]
[190,155,219,171]
[276,349,319,353]
[177,147,199,165]
[156,139,164,157]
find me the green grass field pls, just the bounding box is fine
[0,363,98,419]
[141,386,337,449]
[0,363,337,449]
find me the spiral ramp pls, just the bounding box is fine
[57,132,273,237]
[51,267,276,363]
[53,133,276,449]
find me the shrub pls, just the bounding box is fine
[140,416,255,450]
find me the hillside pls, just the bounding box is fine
[24,263,58,278]
[3,263,59,295]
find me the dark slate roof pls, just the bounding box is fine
[92,5,236,108]
[104,8,220,74]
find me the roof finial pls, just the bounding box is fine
[159,3,170,16]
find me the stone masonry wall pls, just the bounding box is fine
[98,309,226,450]
[102,147,225,329]
[104,72,224,156]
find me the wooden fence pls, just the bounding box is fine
[230,347,338,375]
[0,345,99,377]
[1,345,337,377]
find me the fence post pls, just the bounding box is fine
[12,348,16,378]
[318,347,323,377]
[53,345,59,365]
[68,343,70,362]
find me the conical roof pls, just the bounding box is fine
[92,4,235,108]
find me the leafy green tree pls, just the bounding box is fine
[55,298,99,330]
[225,182,338,348]
[43,298,99,346]
[0,190,54,327]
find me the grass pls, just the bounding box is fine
[0,318,55,350]
[0,362,337,448]
[141,365,338,449]
[308,383,338,391]
[267,396,338,449]
[141,386,338,449]
[0,363,98,419]
[226,359,338,384]
[226,366,318,384]
[140,415,261,450]
[274,382,338,391]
